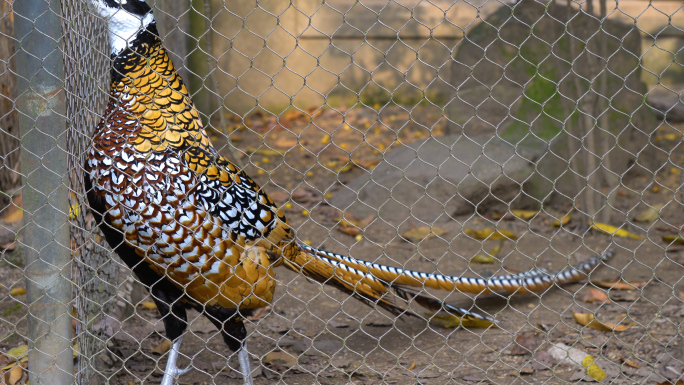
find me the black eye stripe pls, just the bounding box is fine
[102,0,151,16]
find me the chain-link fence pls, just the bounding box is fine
[2,0,684,383]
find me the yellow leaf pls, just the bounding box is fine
[552,214,571,227]
[284,203,292,209]
[662,235,684,244]
[302,210,309,216]
[73,343,78,358]
[9,288,25,296]
[582,355,607,381]
[633,204,663,223]
[7,364,22,385]
[338,163,354,173]
[591,223,643,240]
[470,253,495,264]
[464,228,517,240]
[324,193,332,199]
[428,313,496,329]
[4,345,27,360]
[304,240,312,246]
[572,312,633,332]
[2,208,22,224]
[321,135,330,144]
[510,210,538,220]
[255,148,282,156]
[402,226,447,243]
[264,350,297,367]
[354,234,363,242]
[407,359,416,370]
[138,302,157,310]
[68,204,81,220]
[150,340,171,355]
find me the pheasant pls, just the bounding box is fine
[84,1,612,384]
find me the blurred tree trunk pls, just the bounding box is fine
[0,1,20,210]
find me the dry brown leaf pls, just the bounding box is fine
[593,278,647,290]
[582,288,609,303]
[591,223,643,240]
[572,312,633,332]
[8,288,25,296]
[151,340,171,355]
[428,313,497,329]
[621,359,640,369]
[402,226,446,243]
[264,351,297,367]
[269,191,289,204]
[291,188,315,203]
[338,226,361,237]
[464,228,517,240]
[0,242,17,251]
[274,138,298,149]
[662,235,684,244]
[6,364,22,385]
[633,204,663,223]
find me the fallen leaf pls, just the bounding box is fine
[274,138,298,148]
[269,191,289,204]
[338,163,354,173]
[138,302,157,310]
[151,340,170,355]
[582,355,607,381]
[355,159,380,169]
[7,364,22,385]
[552,214,571,227]
[582,288,609,303]
[662,235,684,244]
[0,242,17,251]
[1,206,22,224]
[511,210,539,220]
[321,135,330,144]
[407,359,416,370]
[621,359,640,369]
[572,312,633,332]
[470,253,495,264]
[464,228,517,240]
[264,350,297,367]
[402,226,447,243]
[511,331,542,355]
[591,223,643,240]
[592,278,647,290]
[633,204,663,223]
[255,148,283,156]
[291,188,315,203]
[428,313,496,329]
[9,288,25,296]
[338,226,361,236]
[3,345,27,360]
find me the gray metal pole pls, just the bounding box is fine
[14,1,74,384]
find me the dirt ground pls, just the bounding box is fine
[1,105,683,384]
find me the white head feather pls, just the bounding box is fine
[88,0,154,55]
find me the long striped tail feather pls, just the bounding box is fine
[285,244,613,326]
[298,243,614,295]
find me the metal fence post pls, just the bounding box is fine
[14,0,73,384]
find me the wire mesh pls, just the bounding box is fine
[1,0,683,384]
